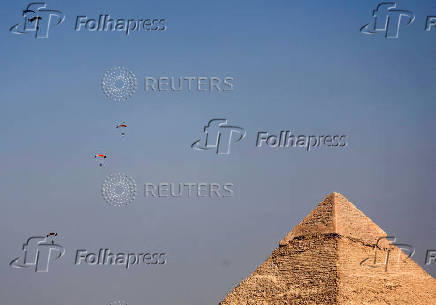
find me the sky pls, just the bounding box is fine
[0,0,435,304]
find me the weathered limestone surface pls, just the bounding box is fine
[219,193,436,305]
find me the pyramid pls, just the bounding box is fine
[219,192,436,305]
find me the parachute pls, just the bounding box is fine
[94,153,107,167]
[46,232,58,245]
[115,121,128,136]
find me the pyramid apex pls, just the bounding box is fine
[221,193,436,305]
[328,191,342,196]
[324,191,347,201]
[280,192,386,246]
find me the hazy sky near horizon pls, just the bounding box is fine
[1,0,435,304]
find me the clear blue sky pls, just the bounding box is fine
[1,0,435,304]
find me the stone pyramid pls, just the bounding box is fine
[219,192,436,305]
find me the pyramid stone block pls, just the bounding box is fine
[220,193,436,305]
